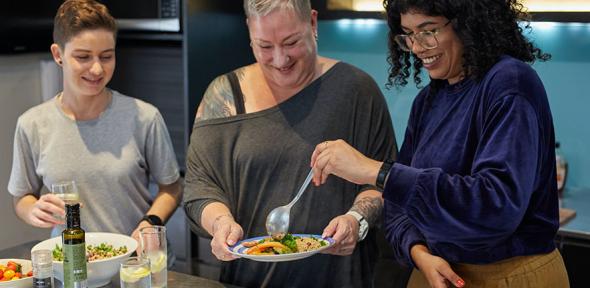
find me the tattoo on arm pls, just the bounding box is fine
[350,196,383,226]
[194,74,237,122]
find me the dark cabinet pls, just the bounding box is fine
[183,0,254,279]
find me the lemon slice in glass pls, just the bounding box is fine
[148,251,167,273]
[120,266,151,283]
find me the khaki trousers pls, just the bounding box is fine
[407,249,569,288]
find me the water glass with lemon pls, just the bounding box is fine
[140,226,167,288]
[120,256,151,288]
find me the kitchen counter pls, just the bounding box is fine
[0,240,238,288]
[555,187,590,287]
[558,187,590,242]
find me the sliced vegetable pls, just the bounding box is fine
[246,241,292,255]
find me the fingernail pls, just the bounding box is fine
[456,279,465,287]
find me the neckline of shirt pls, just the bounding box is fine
[53,89,116,125]
[194,61,345,127]
[443,77,474,94]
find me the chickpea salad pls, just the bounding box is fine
[52,243,128,262]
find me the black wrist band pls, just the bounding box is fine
[376,159,394,190]
[141,214,163,226]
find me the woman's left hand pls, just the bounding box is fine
[131,221,152,255]
[311,139,381,186]
[320,214,359,256]
[411,244,465,288]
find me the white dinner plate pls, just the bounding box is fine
[228,234,334,262]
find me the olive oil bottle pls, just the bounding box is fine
[62,203,87,288]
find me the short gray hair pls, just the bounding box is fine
[244,0,311,21]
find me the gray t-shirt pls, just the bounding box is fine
[8,90,180,237]
[184,62,397,288]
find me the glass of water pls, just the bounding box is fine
[51,180,79,220]
[140,226,167,288]
[120,256,151,288]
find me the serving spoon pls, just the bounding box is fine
[265,169,314,239]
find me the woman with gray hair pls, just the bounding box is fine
[183,0,397,287]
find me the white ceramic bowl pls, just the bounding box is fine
[0,259,33,288]
[31,232,137,288]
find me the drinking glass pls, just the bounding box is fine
[51,180,80,220]
[120,256,151,288]
[140,226,167,288]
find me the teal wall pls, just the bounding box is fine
[318,20,590,189]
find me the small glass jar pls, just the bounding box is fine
[32,249,53,288]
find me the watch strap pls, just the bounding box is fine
[376,159,394,190]
[141,214,163,226]
[346,211,364,223]
[346,211,369,241]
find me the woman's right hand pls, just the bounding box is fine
[411,244,465,288]
[26,194,65,228]
[310,139,382,186]
[210,215,243,261]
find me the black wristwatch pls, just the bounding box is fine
[376,159,394,190]
[141,214,163,226]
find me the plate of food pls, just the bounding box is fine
[0,259,33,288]
[229,234,334,262]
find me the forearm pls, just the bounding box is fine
[201,201,234,236]
[13,194,38,225]
[362,159,383,186]
[349,189,383,226]
[144,180,182,224]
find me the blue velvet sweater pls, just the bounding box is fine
[383,55,559,266]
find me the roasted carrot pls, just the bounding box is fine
[246,241,290,255]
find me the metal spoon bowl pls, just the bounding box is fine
[265,169,314,239]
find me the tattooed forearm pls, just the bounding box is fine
[350,196,383,227]
[195,74,236,122]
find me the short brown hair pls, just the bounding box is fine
[53,0,117,48]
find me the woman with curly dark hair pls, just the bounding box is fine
[310,0,569,287]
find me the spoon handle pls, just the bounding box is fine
[287,169,314,208]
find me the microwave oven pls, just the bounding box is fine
[104,0,181,32]
[1,0,181,32]
[1,0,181,53]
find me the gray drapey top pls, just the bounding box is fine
[8,90,180,237]
[184,63,397,287]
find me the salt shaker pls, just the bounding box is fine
[32,249,53,288]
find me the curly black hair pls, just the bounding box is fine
[383,0,551,96]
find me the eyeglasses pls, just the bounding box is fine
[394,20,451,52]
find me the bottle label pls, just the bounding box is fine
[63,243,87,286]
